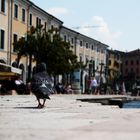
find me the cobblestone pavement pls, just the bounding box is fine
[0,94,140,140]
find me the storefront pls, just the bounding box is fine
[0,63,22,94]
[0,62,22,80]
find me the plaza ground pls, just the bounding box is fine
[0,94,140,140]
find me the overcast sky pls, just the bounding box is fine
[31,0,140,52]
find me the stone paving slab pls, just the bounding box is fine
[0,94,140,140]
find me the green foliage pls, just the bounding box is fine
[13,26,83,78]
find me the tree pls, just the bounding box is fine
[14,26,37,81]
[14,26,83,82]
[43,28,82,76]
[13,37,26,67]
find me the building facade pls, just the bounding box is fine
[107,49,124,83]
[0,0,109,93]
[60,26,108,93]
[122,49,140,79]
[0,0,63,82]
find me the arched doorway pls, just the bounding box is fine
[0,59,6,64]
[12,61,18,68]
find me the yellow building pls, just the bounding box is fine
[0,0,63,82]
[0,0,109,94]
[60,26,108,93]
[107,49,123,82]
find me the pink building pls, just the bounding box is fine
[122,49,140,79]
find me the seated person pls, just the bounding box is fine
[14,76,26,94]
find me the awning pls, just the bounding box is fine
[0,62,22,79]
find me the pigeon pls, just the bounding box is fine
[31,62,54,108]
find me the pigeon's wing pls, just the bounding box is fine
[31,72,54,99]
[31,74,42,92]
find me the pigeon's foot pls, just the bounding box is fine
[37,104,42,108]
[37,104,46,108]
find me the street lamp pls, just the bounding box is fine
[99,63,104,93]
[99,63,104,78]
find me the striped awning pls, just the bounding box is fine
[0,63,22,79]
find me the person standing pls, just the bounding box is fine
[120,81,126,95]
[90,76,98,94]
[14,76,26,94]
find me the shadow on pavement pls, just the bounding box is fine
[14,106,39,109]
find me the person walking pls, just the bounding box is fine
[90,76,98,94]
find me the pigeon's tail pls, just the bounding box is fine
[33,87,51,100]
[43,93,51,100]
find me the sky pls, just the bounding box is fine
[31,0,140,52]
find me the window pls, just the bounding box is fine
[1,0,5,12]
[36,17,41,28]
[0,29,5,49]
[80,55,83,62]
[86,57,89,64]
[13,34,18,52]
[91,45,94,50]
[29,13,32,26]
[136,60,139,65]
[86,43,89,49]
[22,9,25,22]
[71,38,74,44]
[108,60,111,66]
[64,35,67,42]
[101,49,105,54]
[125,68,128,74]
[97,48,100,52]
[14,4,18,18]
[44,22,47,31]
[39,18,41,26]
[131,60,134,65]
[51,25,54,29]
[36,17,38,27]
[114,60,119,68]
[125,60,128,66]
[117,55,120,60]
[80,40,83,47]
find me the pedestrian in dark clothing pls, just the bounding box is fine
[14,76,26,94]
[31,62,54,108]
[55,82,65,94]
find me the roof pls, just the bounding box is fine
[27,0,63,25]
[127,49,140,54]
[61,26,109,48]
